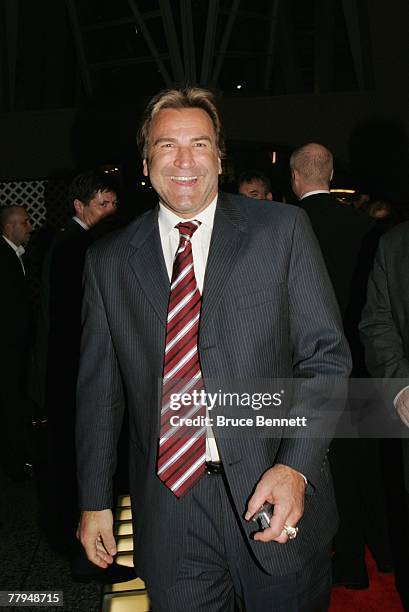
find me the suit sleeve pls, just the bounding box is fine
[359,237,409,380]
[275,209,351,488]
[76,250,125,510]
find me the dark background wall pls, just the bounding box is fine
[0,1,408,204]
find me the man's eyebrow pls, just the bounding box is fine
[152,137,177,146]
[152,135,213,146]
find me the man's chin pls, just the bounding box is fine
[160,197,214,218]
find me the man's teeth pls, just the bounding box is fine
[170,176,197,181]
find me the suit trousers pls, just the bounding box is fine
[146,473,331,612]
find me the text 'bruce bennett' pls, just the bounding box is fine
[169,415,308,428]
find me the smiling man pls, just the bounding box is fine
[76,88,350,611]
[142,105,221,217]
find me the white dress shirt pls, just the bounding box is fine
[158,197,220,462]
[158,199,308,483]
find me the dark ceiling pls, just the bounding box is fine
[0,0,373,112]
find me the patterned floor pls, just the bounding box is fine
[0,469,102,612]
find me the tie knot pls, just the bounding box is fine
[176,220,201,240]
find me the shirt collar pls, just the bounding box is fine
[158,195,218,236]
[300,190,331,200]
[2,235,25,257]
[73,216,89,230]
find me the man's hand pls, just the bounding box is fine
[245,464,305,543]
[77,509,117,568]
[396,388,409,428]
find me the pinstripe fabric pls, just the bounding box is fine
[158,221,206,497]
[76,193,351,589]
[147,475,332,611]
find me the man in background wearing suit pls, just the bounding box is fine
[290,143,376,318]
[34,171,122,570]
[360,220,409,605]
[36,170,118,419]
[77,88,350,611]
[360,219,409,425]
[291,143,391,588]
[0,206,32,481]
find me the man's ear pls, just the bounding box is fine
[218,157,222,175]
[73,199,84,217]
[330,169,334,182]
[143,159,149,177]
[266,192,273,201]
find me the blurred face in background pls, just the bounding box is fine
[74,189,117,228]
[239,178,272,201]
[4,208,32,246]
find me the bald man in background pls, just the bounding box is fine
[290,143,391,588]
[290,143,376,315]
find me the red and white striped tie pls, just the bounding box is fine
[157,220,206,497]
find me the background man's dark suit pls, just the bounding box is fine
[360,220,409,603]
[360,222,409,470]
[33,218,92,551]
[300,192,392,584]
[76,193,350,592]
[0,236,31,477]
[34,209,132,584]
[360,220,409,380]
[298,194,380,379]
[37,218,91,413]
[298,192,376,324]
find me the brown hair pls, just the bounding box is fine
[137,87,225,159]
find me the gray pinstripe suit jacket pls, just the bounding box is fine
[76,192,351,588]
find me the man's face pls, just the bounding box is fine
[6,208,32,246]
[143,108,222,218]
[74,190,117,228]
[239,179,272,201]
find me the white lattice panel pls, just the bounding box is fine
[0,179,71,308]
[0,179,70,230]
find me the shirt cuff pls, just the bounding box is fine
[297,471,308,486]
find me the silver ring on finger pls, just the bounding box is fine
[283,524,298,540]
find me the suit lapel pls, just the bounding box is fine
[127,195,247,328]
[201,193,247,331]
[128,207,169,326]
[1,237,25,280]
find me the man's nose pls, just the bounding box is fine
[174,146,194,168]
